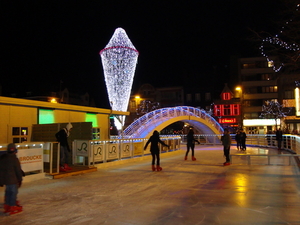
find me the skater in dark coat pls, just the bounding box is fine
[235,130,241,150]
[144,130,169,171]
[55,123,73,172]
[0,143,23,215]
[276,128,283,150]
[240,129,247,151]
[221,129,231,165]
[185,128,200,161]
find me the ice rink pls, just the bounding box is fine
[1,145,299,225]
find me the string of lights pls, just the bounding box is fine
[260,3,300,72]
[100,28,139,127]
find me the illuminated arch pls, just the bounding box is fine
[122,106,223,141]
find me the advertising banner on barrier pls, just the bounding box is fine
[93,144,105,162]
[133,142,143,156]
[120,142,131,158]
[75,140,90,157]
[18,148,43,173]
[106,143,119,160]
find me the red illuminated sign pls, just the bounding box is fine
[219,118,236,123]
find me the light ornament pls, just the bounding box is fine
[260,4,300,72]
[100,28,139,127]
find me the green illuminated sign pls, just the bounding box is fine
[39,109,54,124]
[86,113,98,127]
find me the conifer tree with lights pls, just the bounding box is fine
[260,100,292,129]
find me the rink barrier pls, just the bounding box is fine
[0,134,299,177]
[72,136,181,167]
[178,134,299,154]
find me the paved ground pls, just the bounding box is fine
[0,145,300,225]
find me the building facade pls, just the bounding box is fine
[238,56,300,134]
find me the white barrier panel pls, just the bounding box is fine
[18,148,43,173]
[93,144,105,162]
[120,142,132,158]
[75,140,90,157]
[106,143,119,160]
[133,141,144,156]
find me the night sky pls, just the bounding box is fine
[2,1,283,108]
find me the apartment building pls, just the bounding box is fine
[238,57,279,134]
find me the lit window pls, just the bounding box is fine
[222,92,231,100]
[268,61,274,67]
[12,127,28,143]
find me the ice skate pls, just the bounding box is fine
[192,156,196,161]
[64,164,72,171]
[152,165,156,171]
[156,166,162,171]
[223,162,230,166]
[59,166,67,172]
[5,205,22,216]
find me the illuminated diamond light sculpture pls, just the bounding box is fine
[100,28,139,127]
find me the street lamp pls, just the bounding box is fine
[235,86,243,129]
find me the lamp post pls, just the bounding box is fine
[235,86,243,129]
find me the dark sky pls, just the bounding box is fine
[2,1,283,108]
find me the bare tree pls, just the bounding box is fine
[251,0,300,72]
[136,100,160,116]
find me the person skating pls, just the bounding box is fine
[185,128,200,161]
[276,128,283,150]
[221,129,231,166]
[240,129,247,151]
[0,143,23,215]
[55,123,73,172]
[235,130,241,150]
[144,130,169,171]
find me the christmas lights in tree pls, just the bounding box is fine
[260,3,300,72]
[100,28,139,127]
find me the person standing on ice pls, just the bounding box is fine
[144,130,169,171]
[221,128,231,166]
[0,143,23,215]
[185,127,200,161]
[55,123,73,172]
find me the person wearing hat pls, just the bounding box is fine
[0,143,23,215]
[55,123,73,172]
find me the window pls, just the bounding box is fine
[92,128,100,140]
[12,127,28,143]
[186,94,192,102]
[261,73,275,81]
[222,92,231,100]
[214,105,221,116]
[268,61,274,67]
[205,92,211,101]
[223,105,231,116]
[284,90,294,99]
[214,104,240,116]
[242,63,255,69]
[262,86,278,93]
[195,93,201,102]
[130,100,136,110]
